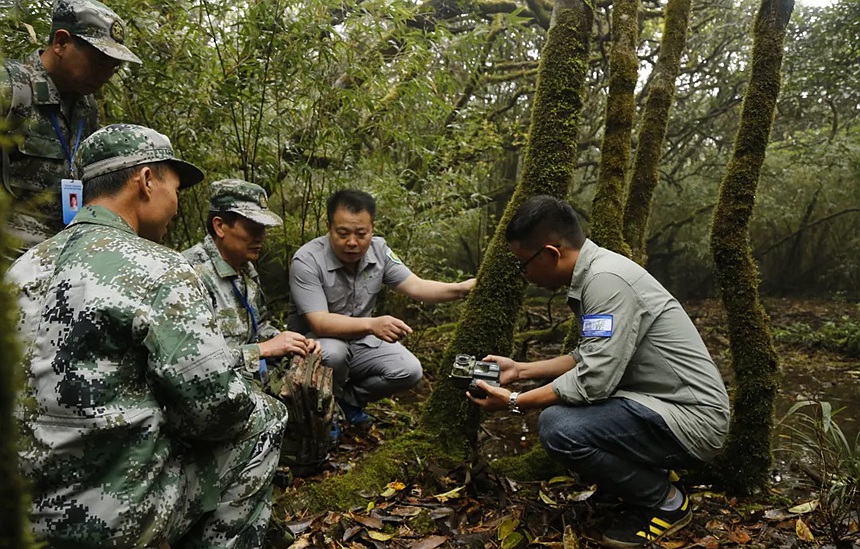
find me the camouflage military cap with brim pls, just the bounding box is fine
[51,0,142,64]
[209,179,283,227]
[76,124,204,189]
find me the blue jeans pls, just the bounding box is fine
[539,397,703,508]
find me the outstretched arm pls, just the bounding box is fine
[394,274,476,303]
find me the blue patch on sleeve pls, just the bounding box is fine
[581,314,613,337]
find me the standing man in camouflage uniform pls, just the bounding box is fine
[183,178,321,383]
[1,0,141,253]
[6,124,286,548]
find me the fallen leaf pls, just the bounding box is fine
[539,490,558,506]
[380,481,406,498]
[501,531,524,549]
[788,500,819,514]
[548,475,577,484]
[728,527,751,544]
[705,519,727,530]
[657,540,685,548]
[563,524,579,549]
[350,513,383,529]
[366,530,394,541]
[432,486,464,502]
[389,506,422,517]
[764,508,794,521]
[497,516,520,540]
[693,534,719,549]
[342,525,361,542]
[410,535,448,549]
[795,518,814,542]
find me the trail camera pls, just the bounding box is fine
[451,354,500,399]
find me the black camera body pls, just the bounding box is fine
[450,354,500,399]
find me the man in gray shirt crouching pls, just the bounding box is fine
[469,195,730,549]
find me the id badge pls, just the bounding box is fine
[61,179,83,225]
[582,314,614,337]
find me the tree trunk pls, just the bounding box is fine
[0,201,32,548]
[622,0,692,265]
[422,0,594,446]
[589,0,639,256]
[709,0,794,495]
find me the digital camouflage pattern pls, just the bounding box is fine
[51,0,142,64]
[1,51,99,250]
[6,204,287,548]
[76,123,204,187]
[208,178,283,227]
[183,234,281,379]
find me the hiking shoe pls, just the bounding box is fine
[338,399,372,425]
[599,492,692,548]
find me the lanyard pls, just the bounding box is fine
[230,277,268,383]
[50,113,85,177]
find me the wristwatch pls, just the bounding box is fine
[508,391,523,415]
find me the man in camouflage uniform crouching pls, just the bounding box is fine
[183,179,321,381]
[6,123,287,548]
[1,0,141,253]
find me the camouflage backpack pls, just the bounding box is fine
[267,353,335,476]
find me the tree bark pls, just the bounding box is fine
[0,201,32,548]
[709,0,794,495]
[622,0,692,264]
[589,0,639,257]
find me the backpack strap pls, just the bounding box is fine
[1,59,34,197]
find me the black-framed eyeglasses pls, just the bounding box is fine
[517,246,545,274]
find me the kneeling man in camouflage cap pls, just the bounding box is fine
[6,124,286,548]
[183,179,321,382]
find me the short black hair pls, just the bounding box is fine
[84,162,170,202]
[505,195,586,250]
[206,211,242,237]
[326,189,376,224]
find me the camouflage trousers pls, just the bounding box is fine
[29,391,287,549]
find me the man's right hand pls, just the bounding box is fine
[482,355,520,385]
[258,331,312,358]
[370,315,413,343]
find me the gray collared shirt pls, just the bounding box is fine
[553,239,730,461]
[288,235,412,334]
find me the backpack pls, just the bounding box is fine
[266,352,335,476]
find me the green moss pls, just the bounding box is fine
[408,509,436,535]
[590,0,639,258]
[708,0,794,495]
[623,0,692,264]
[491,444,565,481]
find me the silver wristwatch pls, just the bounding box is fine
[508,391,523,415]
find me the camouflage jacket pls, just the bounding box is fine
[6,205,256,545]
[1,50,100,244]
[183,234,281,378]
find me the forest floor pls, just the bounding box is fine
[273,297,860,549]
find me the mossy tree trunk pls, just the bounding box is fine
[296,0,594,511]
[622,0,692,265]
[422,0,594,447]
[0,199,30,547]
[709,0,793,495]
[588,0,639,257]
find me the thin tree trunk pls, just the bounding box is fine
[589,0,639,257]
[422,0,594,443]
[709,0,794,495]
[622,0,692,265]
[1,204,32,548]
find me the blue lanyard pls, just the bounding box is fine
[49,113,85,177]
[230,277,268,383]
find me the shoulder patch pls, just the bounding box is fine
[386,248,403,265]
[581,314,613,337]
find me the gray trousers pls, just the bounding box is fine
[316,335,423,407]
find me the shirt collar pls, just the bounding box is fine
[202,234,257,280]
[566,238,598,302]
[322,234,380,273]
[68,204,136,234]
[25,50,62,106]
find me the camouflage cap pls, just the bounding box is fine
[76,123,204,189]
[51,0,142,64]
[209,179,282,227]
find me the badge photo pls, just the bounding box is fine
[61,179,83,225]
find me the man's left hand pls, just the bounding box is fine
[466,380,510,411]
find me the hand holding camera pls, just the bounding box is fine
[450,354,501,398]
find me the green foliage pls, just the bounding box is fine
[772,311,860,358]
[778,400,860,547]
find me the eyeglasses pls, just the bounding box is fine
[517,246,546,274]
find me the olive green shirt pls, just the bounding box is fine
[554,239,731,461]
